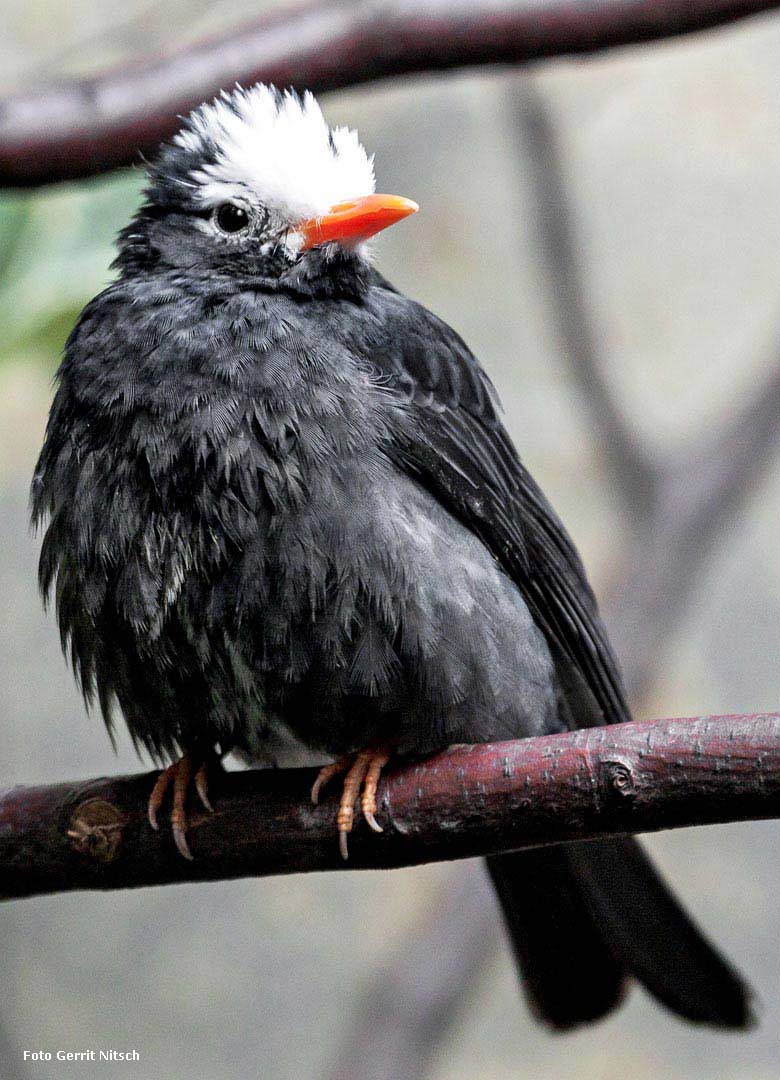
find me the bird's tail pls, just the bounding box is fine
[486,837,752,1030]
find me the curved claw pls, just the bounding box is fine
[172,823,193,861]
[339,830,350,861]
[170,754,194,861]
[148,766,173,832]
[361,750,389,836]
[194,763,213,813]
[148,749,217,860]
[314,747,392,860]
[363,811,383,834]
[311,758,349,806]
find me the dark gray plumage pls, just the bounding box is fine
[31,85,751,1030]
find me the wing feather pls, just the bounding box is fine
[367,279,630,729]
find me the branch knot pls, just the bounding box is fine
[600,760,636,800]
[67,798,126,862]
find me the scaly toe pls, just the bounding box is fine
[360,749,389,834]
[320,747,392,859]
[311,758,349,806]
[148,764,175,832]
[147,748,217,860]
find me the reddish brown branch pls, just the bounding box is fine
[1,712,779,902]
[2,0,780,187]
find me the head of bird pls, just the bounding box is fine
[115,84,418,294]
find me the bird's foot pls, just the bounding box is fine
[148,748,217,861]
[311,747,392,861]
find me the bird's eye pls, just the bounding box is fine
[214,203,251,235]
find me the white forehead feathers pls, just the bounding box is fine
[174,85,376,221]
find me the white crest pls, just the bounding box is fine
[175,85,376,222]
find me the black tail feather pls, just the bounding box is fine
[486,846,627,1029]
[567,837,753,1028]
[487,838,753,1031]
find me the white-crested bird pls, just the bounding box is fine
[32,84,751,1029]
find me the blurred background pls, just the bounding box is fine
[2,3,780,1078]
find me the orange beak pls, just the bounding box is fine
[299,194,418,251]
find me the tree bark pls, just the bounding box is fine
[2,0,780,186]
[2,712,779,902]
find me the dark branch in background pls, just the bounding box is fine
[326,870,500,1080]
[511,82,780,701]
[610,359,780,699]
[2,713,779,903]
[2,0,780,187]
[513,81,661,521]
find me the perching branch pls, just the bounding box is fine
[2,0,780,187]
[2,712,779,903]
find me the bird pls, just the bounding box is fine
[32,83,751,1030]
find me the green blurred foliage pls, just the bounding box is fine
[0,172,142,368]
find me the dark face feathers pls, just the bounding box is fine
[30,84,751,1031]
[113,198,370,299]
[114,175,364,298]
